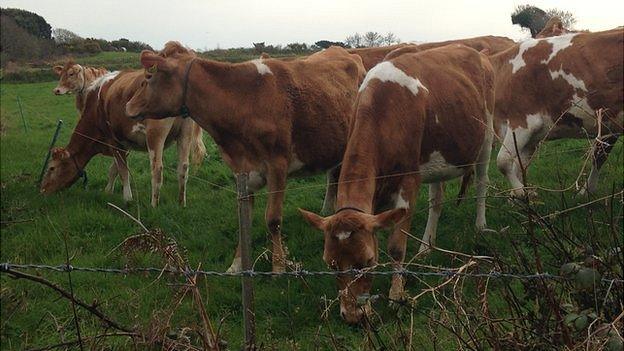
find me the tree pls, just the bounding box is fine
[52,28,82,44]
[0,7,52,39]
[511,5,550,37]
[382,32,400,45]
[511,5,576,38]
[287,42,308,53]
[363,31,382,47]
[345,33,363,48]
[545,9,576,29]
[0,15,40,65]
[314,40,346,49]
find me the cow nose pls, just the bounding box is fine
[53,89,60,95]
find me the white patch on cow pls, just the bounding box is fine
[247,171,266,193]
[541,33,578,65]
[86,71,119,100]
[510,33,577,74]
[420,151,465,183]
[359,61,428,96]
[549,69,587,92]
[434,114,440,124]
[392,188,410,209]
[509,39,541,74]
[131,123,146,134]
[251,59,273,75]
[287,154,305,174]
[336,231,352,241]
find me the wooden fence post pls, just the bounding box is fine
[236,173,256,350]
[38,120,64,184]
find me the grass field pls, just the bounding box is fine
[1,76,622,349]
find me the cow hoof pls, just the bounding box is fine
[104,185,114,194]
[417,243,432,256]
[508,188,537,202]
[226,257,242,273]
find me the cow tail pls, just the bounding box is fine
[190,123,207,167]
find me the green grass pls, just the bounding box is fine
[1,80,622,350]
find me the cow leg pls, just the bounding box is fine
[146,121,173,207]
[321,165,340,214]
[114,151,132,202]
[496,120,543,198]
[417,182,444,256]
[265,158,288,273]
[475,119,493,230]
[388,176,420,302]
[176,121,193,207]
[104,160,118,193]
[226,173,264,273]
[579,134,620,196]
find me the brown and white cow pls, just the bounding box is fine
[349,35,515,71]
[347,44,409,71]
[53,61,126,195]
[53,61,109,112]
[489,28,623,197]
[125,42,365,273]
[299,45,495,324]
[41,69,206,207]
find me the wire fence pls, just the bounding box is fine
[2,262,622,283]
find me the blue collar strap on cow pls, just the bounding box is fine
[179,58,197,118]
[71,154,88,189]
[334,206,366,214]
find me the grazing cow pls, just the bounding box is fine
[125,42,365,273]
[347,44,409,71]
[489,28,623,197]
[384,35,515,61]
[535,17,577,39]
[41,69,206,207]
[349,36,515,71]
[53,61,109,112]
[53,60,125,196]
[299,45,495,324]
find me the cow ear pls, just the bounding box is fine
[372,208,407,229]
[298,208,327,231]
[140,50,174,72]
[51,147,70,160]
[53,66,63,76]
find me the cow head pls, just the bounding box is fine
[298,207,406,324]
[40,147,81,194]
[125,48,193,120]
[53,61,85,95]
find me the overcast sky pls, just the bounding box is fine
[1,0,622,50]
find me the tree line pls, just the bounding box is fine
[1,8,152,68]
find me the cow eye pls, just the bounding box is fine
[49,167,55,171]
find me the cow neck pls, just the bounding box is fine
[66,112,109,170]
[334,129,380,214]
[183,59,260,137]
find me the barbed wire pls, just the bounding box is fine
[1,262,622,284]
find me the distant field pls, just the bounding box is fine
[0,76,622,349]
[0,50,305,83]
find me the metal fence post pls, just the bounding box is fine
[16,96,28,133]
[38,120,64,184]
[236,173,256,350]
